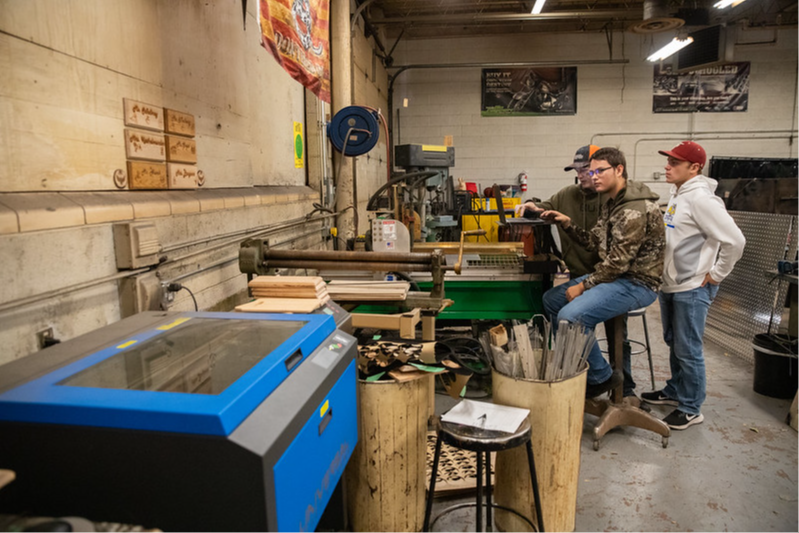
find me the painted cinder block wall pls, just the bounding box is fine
[390,28,798,202]
[0,0,388,363]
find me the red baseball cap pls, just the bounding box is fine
[658,141,707,167]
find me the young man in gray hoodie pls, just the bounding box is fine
[642,141,746,430]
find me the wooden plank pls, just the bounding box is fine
[167,163,199,189]
[249,276,325,288]
[123,98,164,132]
[166,135,197,163]
[124,129,166,161]
[235,297,322,313]
[127,161,167,190]
[164,108,196,136]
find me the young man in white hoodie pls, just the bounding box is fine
[642,141,746,430]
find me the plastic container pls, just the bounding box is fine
[752,333,798,399]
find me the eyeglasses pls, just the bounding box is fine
[587,166,613,178]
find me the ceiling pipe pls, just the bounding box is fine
[370,10,643,25]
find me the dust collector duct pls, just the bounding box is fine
[629,0,684,34]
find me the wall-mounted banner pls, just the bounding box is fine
[259,0,331,103]
[294,122,304,168]
[653,62,750,113]
[481,67,577,117]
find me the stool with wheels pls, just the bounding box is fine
[423,414,545,532]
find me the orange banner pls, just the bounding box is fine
[259,0,330,103]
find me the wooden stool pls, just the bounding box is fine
[423,415,545,532]
[585,314,671,451]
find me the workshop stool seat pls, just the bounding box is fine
[598,306,656,390]
[423,414,545,532]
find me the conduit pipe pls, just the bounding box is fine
[630,134,798,181]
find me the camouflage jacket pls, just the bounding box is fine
[564,181,665,292]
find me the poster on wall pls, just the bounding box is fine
[653,62,750,113]
[481,67,577,117]
[259,0,331,103]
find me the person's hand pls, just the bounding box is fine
[565,282,585,302]
[514,201,542,217]
[540,210,571,228]
[701,273,719,286]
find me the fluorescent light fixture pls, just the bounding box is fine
[713,0,748,8]
[647,36,694,62]
[531,0,547,15]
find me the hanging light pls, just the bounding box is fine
[531,0,547,15]
[647,36,694,62]
[713,0,748,9]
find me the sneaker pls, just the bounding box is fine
[663,409,704,430]
[585,371,623,399]
[641,390,679,406]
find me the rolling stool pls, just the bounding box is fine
[423,414,545,532]
[598,307,656,390]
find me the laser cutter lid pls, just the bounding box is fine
[0,312,336,436]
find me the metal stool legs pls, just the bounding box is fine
[424,436,443,531]
[641,311,656,390]
[423,434,546,532]
[526,441,545,533]
[476,452,483,530]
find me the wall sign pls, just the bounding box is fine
[294,122,304,169]
[123,98,164,131]
[481,67,577,117]
[653,62,750,113]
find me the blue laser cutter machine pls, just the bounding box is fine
[0,310,358,532]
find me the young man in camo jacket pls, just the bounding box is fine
[540,147,666,398]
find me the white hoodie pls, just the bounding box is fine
[661,174,746,294]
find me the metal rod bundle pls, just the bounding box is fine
[513,318,594,381]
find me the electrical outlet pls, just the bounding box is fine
[37,327,54,350]
[160,281,175,310]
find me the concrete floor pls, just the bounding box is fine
[430,302,798,532]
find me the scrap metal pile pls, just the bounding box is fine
[356,336,490,398]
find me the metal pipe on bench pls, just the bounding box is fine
[263,260,434,272]
[265,249,434,264]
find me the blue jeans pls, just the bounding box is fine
[543,275,658,386]
[659,284,719,415]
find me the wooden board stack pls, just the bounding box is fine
[235,276,329,314]
[326,280,410,301]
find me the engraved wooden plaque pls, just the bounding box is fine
[167,163,199,189]
[164,109,196,136]
[123,98,164,131]
[166,136,197,163]
[125,129,166,161]
[128,161,168,189]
